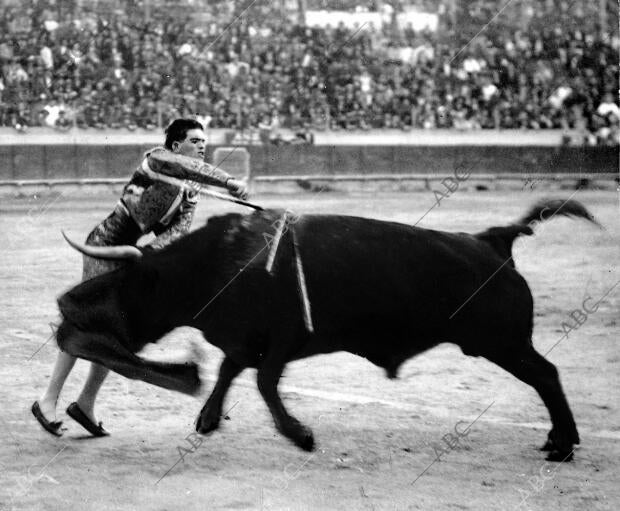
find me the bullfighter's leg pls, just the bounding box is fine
[75,363,110,425]
[484,345,579,461]
[256,355,315,451]
[37,351,77,422]
[195,356,243,434]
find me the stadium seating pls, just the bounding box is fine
[0,0,617,144]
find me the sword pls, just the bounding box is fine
[196,187,264,211]
[138,160,264,211]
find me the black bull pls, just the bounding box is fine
[56,198,598,461]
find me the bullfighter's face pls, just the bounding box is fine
[172,128,206,160]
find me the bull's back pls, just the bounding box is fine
[296,215,532,358]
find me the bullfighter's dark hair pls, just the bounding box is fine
[164,118,204,150]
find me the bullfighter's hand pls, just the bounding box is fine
[227,178,248,200]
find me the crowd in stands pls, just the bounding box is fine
[0,0,618,145]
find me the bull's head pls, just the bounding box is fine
[61,230,143,260]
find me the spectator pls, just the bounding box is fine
[597,92,620,121]
[0,0,616,146]
[54,108,72,131]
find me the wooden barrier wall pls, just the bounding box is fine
[0,143,616,181]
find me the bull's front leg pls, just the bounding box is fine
[195,356,242,434]
[257,357,315,451]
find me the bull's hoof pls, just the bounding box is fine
[279,419,315,452]
[546,449,574,462]
[195,409,221,435]
[294,427,315,452]
[540,427,578,461]
[540,439,554,452]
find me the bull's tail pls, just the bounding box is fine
[476,197,601,260]
[62,230,143,260]
[517,198,601,229]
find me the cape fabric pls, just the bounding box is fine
[57,267,202,396]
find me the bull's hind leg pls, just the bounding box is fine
[195,356,243,434]
[484,346,579,461]
[257,355,314,451]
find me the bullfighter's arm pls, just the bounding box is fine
[145,149,232,188]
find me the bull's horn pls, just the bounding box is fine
[61,230,143,260]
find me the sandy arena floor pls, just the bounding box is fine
[0,188,618,510]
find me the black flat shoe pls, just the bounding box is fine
[66,402,109,437]
[31,401,63,437]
